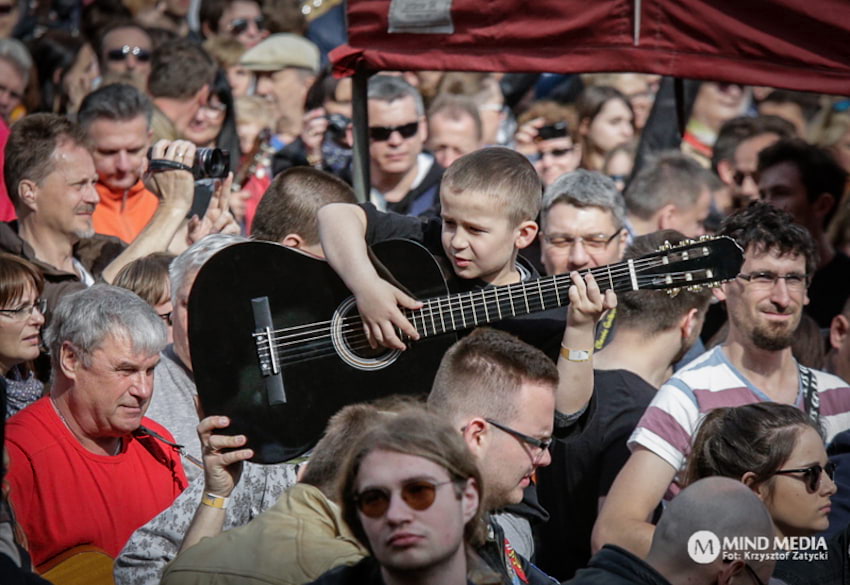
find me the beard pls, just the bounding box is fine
[750,317,799,351]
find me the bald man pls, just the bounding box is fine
[572,477,775,585]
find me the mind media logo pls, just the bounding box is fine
[688,530,721,564]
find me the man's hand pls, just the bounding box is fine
[146,139,197,212]
[514,117,545,156]
[353,279,423,351]
[301,108,328,162]
[187,173,241,244]
[567,271,617,328]
[197,415,253,498]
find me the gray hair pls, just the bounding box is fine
[367,74,424,117]
[625,151,711,220]
[170,234,249,303]
[78,83,154,131]
[45,284,166,369]
[542,170,626,230]
[0,38,32,85]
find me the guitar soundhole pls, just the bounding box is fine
[331,297,401,371]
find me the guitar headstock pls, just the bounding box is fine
[635,235,744,295]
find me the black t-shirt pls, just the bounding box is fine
[535,369,656,581]
[807,251,850,328]
[360,202,567,359]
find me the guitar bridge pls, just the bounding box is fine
[252,297,286,405]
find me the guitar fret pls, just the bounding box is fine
[459,293,467,328]
[554,276,561,305]
[607,264,614,291]
[428,299,437,334]
[437,296,446,333]
[470,291,478,325]
[495,287,503,320]
[537,280,545,311]
[522,284,530,314]
[481,289,489,322]
[508,285,516,316]
[448,296,457,331]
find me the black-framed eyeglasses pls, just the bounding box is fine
[228,16,265,35]
[368,121,419,142]
[0,298,47,320]
[736,271,809,291]
[106,46,152,62]
[354,479,455,518]
[485,418,552,453]
[773,461,836,492]
[541,229,622,251]
[158,311,173,326]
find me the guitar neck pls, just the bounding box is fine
[404,260,641,339]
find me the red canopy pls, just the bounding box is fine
[332,0,850,94]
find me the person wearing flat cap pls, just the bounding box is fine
[240,33,320,149]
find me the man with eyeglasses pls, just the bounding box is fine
[539,170,627,276]
[575,478,775,585]
[200,0,269,49]
[595,202,850,559]
[98,22,153,92]
[366,75,443,217]
[758,138,850,329]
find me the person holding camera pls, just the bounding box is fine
[514,101,582,187]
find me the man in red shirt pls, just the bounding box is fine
[5,285,187,567]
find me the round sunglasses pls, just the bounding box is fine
[354,479,456,518]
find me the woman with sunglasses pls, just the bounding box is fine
[0,253,46,418]
[323,408,488,585]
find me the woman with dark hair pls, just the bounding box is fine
[0,253,45,418]
[685,402,835,538]
[575,85,635,172]
[183,68,242,173]
[29,30,99,114]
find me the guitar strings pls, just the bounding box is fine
[262,266,704,356]
[261,269,709,366]
[263,254,672,344]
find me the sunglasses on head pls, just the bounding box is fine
[228,16,265,35]
[368,121,419,142]
[354,479,455,518]
[773,461,836,492]
[106,46,151,62]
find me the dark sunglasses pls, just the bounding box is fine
[354,479,454,518]
[228,16,265,35]
[106,46,152,63]
[773,461,836,492]
[368,121,419,142]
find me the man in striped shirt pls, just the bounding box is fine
[592,202,850,558]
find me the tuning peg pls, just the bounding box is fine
[666,287,681,297]
[659,240,672,251]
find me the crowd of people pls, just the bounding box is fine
[0,1,849,585]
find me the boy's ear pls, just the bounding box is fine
[514,220,538,250]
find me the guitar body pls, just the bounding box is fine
[189,239,456,463]
[38,546,114,585]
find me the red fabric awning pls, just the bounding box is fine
[332,0,850,94]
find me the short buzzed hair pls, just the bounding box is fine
[148,39,216,99]
[428,328,558,425]
[251,167,357,245]
[442,147,543,227]
[624,151,712,220]
[78,83,154,130]
[542,170,626,231]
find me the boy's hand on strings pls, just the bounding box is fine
[354,279,423,351]
[566,271,617,329]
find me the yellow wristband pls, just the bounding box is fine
[560,346,592,362]
[201,492,229,509]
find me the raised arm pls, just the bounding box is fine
[556,271,616,415]
[591,446,677,558]
[100,140,196,282]
[318,203,422,350]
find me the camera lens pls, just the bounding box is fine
[195,148,230,179]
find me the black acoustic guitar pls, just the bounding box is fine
[188,237,743,463]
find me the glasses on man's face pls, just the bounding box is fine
[773,461,836,492]
[354,479,455,518]
[228,16,265,35]
[0,298,47,320]
[736,271,809,291]
[485,418,552,458]
[106,46,152,63]
[541,229,622,252]
[368,121,419,142]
